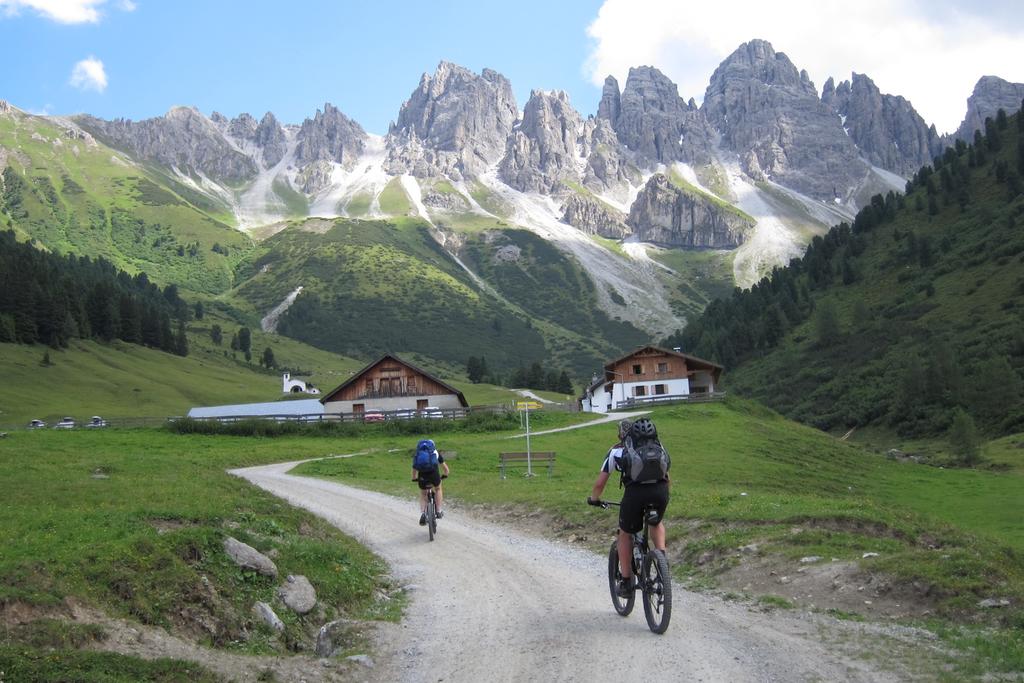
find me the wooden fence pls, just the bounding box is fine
[618,391,727,408]
[3,400,582,431]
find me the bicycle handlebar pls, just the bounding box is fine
[587,498,620,509]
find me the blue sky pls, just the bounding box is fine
[0,0,608,134]
[2,0,1023,134]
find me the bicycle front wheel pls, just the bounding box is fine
[608,541,635,616]
[641,549,672,634]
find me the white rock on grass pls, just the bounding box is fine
[223,537,278,577]
[253,601,284,632]
[278,574,317,614]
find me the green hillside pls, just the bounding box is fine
[671,107,1024,439]
[229,217,645,378]
[0,303,546,428]
[0,109,251,294]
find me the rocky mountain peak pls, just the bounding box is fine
[627,173,752,248]
[601,65,713,165]
[597,76,621,123]
[385,61,518,180]
[498,89,583,193]
[255,112,287,167]
[703,38,867,201]
[952,75,1024,142]
[228,112,258,139]
[822,72,941,177]
[294,102,366,170]
[73,106,258,183]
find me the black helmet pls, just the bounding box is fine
[631,418,657,440]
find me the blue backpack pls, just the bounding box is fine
[413,439,439,472]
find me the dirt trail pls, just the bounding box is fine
[231,462,913,683]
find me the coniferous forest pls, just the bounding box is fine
[0,230,189,355]
[665,103,1024,439]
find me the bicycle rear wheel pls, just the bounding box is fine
[641,549,672,633]
[427,494,436,542]
[608,541,635,616]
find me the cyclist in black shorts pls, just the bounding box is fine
[588,418,670,597]
[411,439,450,525]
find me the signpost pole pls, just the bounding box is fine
[525,406,533,477]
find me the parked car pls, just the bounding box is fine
[86,416,108,428]
[418,407,444,419]
[28,419,46,429]
[362,410,385,423]
[53,417,76,429]
[392,409,417,420]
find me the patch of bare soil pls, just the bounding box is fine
[712,553,939,619]
[459,502,944,622]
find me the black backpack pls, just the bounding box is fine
[620,436,670,485]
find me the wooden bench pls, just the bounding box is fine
[498,451,555,479]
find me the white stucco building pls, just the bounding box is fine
[581,345,724,413]
[283,372,320,395]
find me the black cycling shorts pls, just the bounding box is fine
[416,468,441,489]
[618,480,669,534]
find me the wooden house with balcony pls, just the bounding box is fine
[320,354,468,416]
[581,345,723,413]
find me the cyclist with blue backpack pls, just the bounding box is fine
[412,438,449,525]
[587,417,671,597]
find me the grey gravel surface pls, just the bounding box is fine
[231,461,911,683]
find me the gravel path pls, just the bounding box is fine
[231,461,907,683]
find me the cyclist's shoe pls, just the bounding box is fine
[419,513,427,526]
[435,510,444,519]
[617,576,634,598]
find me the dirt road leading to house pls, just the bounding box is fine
[232,462,911,683]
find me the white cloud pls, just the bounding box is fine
[117,0,134,10]
[0,0,105,23]
[585,0,1024,134]
[69,56,107,92]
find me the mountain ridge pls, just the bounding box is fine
[3,40,1023,379]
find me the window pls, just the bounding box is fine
[632,364,643,375]
[657,362,668,374]
[654,384,667,395]
[634,386,647,397]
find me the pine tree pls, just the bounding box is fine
[261,347,276,369]
[466,356,483,383]
[174,320,189,357]
[238,327,251,356]
[557,370,573,394]
[210,324,222,345]
[813,299,841,347]
[948,409,981,467]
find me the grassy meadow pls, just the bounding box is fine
[2,397,1022,678]
[0,315,544,428]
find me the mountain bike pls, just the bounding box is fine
[592,500,672,634]
[419,474,447,542]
